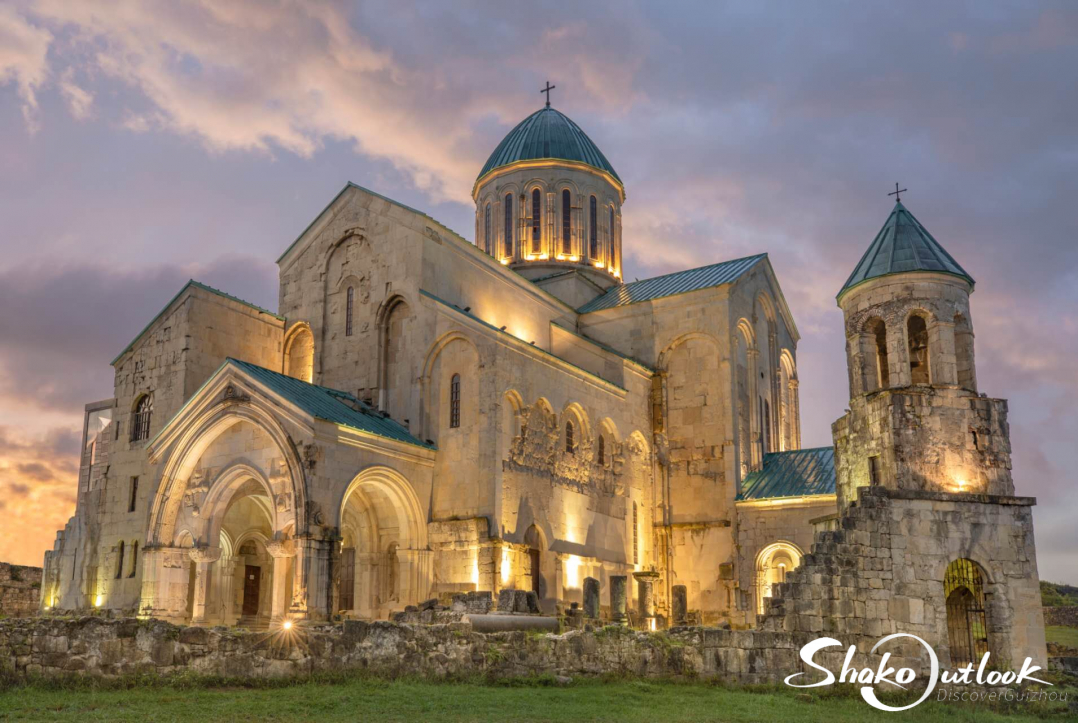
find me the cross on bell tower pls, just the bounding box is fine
[540,81,556,108]
[888,182,907,203]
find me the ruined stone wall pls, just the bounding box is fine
[832,388,1013,509]
[0,616,911,685]
[759,486,1047,668]
[1043,607,1078,627]
[0,564,42,618]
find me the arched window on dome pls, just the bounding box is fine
[589,195,598,259]
[562,189,572,255]
[531,188,541,253]
[503,193,513,258]
[484,203,491,254]
[609,205,616,267]
[449,373,461,429]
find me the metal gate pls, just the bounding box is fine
[944,559,989,666]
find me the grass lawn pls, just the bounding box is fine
[0,676,1073,723]
[1046,625,1078,650]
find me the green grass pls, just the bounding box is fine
[1046,625,1078,650]
[0,676,1073,723]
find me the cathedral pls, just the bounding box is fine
[39,98,1047,665]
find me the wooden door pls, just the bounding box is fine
[242,565,261,616]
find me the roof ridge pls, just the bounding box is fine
[620,252,767,288]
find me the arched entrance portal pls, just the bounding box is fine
[524,525,545,598]
[755,542,802,614]
[945,558,990,666]
[337,467,429,620]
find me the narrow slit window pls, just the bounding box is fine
[633,502,639,565]
[128,541,138,577]
[128,476,138,513]
[598,435,605,466]
[565,420,575,454]
[504,193,513,258]
[449,373,461,428]
[484,203,492,254]
[562,189,572,254]
[589,195,598,259]
[115,540,125,579]
[345,286,354,336]
[531,188,541,252]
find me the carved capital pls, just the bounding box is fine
[266,539,296,559]
[188,546,222,564]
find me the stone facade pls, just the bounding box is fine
[0,564,42,618]
[36,103,1046,674]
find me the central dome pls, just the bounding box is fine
[476,107,620,185]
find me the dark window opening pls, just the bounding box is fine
[129,541,138,577]
[504,193,514,257]
[868,456,881,485]
[130,394,153,443]
[484,203,491,253]
[588,195,598,258]
[115,541,125,579]
[345,286,354,336]
[565,421,575,454]
[449,373,461,428]
[531,188,541,252]
[128,476,139,513]
[562,189,572,254]
[908,315,930,384]
[597,435,605,466]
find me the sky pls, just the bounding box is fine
[0,1,1075,583]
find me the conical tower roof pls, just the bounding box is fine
[838,201,973,300]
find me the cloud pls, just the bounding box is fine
[0,424,81,566]
[0,255,278,414]
[58,68,92,119]
[0,5,51,130]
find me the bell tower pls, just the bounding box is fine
[832,199,1012,509]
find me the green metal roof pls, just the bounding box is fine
[839,202,974,300]
[737,447,836,501]
[478,107,620,183]
[227,359,434,449]
[112,280,284,366]
[577,254,766,314]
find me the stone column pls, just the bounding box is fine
[266,539,296,625]
[217,556,236,624]
[292,536,334,620]
[583,577,600,619]
[610,575,628,622]
[138,546,193,623]
[634,571,660,619]
[188,547,221,626]
[672,585,688,625]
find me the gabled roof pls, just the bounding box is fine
[839,201,974,300]
[227,359,434,449]
[477,106,620,184]
[577,254,766,314]
[737,447,836,501]
[111,280,283,366]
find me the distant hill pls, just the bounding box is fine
[1041,581,1078,607]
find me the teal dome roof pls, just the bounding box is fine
[478,107,620,184]
[839,201,973,300]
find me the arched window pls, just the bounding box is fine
[128,541,138,577]
[866,318,889,391]
[130,394,153,443]
[484,203,491,254]
[561,189,572,254]
[449,373,461,428]
[597,435,605,466]
[503,193,514,258]
[954,313,975,391]
[589,195,598,259]
[345,286,354,337]
[944,559,990,666]
[609,205,616,266]
[908,315,930,384]
[632,502,639,565]
[115,540,125,579]
[531,188,541,252]
[565,420,575,454]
